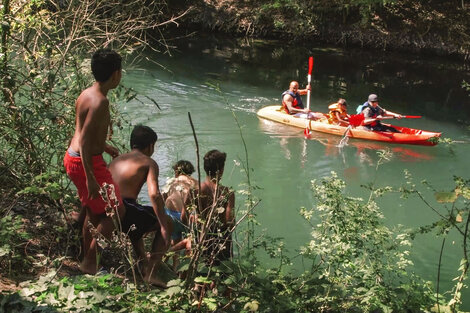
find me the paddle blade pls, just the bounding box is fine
[308,57,314,75]
[349,114,365,127]
[304,128,311,138]
[404,115,422,118]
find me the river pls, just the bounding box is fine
[120,34,470,308]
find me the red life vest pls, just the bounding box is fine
[281,90,304,114]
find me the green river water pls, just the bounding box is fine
[120,35,470,307]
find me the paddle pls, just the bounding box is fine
[304,57,314,137]
[306,56,313,111]
[338,114,363,146]
[349,114,422,127]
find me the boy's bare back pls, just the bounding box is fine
[199,180,234,229]
[108,150,158,200]
[165,175,198,213]
[69,84,111,156]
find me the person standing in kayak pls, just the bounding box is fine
[63,48,125,275]
[281,81,316,119]
[360,94,402,132]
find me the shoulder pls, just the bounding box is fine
[145,155,159,170]
[190,177,198,187]
[362,107,372,115]
[77,87,109,111]
[109,152,137,168]
[220,185,234,197]
[282,91,293,98]
[328,103,339,110]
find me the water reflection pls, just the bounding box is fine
[166,34,470,126]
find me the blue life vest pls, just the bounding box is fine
[356,101,369,114]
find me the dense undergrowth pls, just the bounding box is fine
[1,164,469,312]
[176,0,470,60]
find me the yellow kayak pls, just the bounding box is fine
[257,105,441,146]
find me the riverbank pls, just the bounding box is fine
[171,0,470,61]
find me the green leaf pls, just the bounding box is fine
[57,283,75,301]
[0,245,11,256]
[166,279,182,287]
[203,298,217,311]
[434,192,457,203]
[165,286,182,297]
[194,276,212,284]
[458,186,470,199]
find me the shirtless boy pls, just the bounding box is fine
[164,160,198,267]
[64,48,124,275]
[165,160,198,240]
[198,150,235,263]
[108,125,170,286]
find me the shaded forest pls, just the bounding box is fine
[170,0,470,60]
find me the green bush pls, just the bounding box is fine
[0,213,30,273]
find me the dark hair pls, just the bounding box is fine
[172,160,195,176]
[203,150,227,178]
[130,125,158,150]
[91,49,122,82]
[338,98,347,106]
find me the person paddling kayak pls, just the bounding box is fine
[359,94,402,133]
[281,81,317,119]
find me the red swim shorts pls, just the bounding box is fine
[63,151,121,215]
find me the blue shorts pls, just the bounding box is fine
[165,208,186,241]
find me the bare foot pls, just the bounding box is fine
[70,211,81,222]
[79,259,97,275]
[68,211,85,228]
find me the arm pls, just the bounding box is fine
[79,101,107,200]
[297,85,311,96]
[180,187,195,226]
[384,109,402,119]
[104,144,120,159]
[283,94,310,114]
[104,118,120,158]
[147,160,170,248]
[334,111,349,125]
[361,108,378,125]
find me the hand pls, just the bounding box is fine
[161,224,171,248]
[396,114,403,119]
[105,145,120,159]
[306,85,311,91]
[86,178,100,200]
